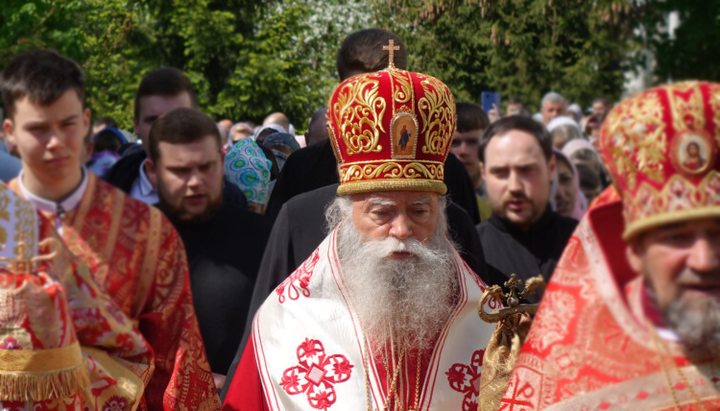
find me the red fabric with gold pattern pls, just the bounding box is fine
[500,199,720,410]
[0,184,153,410]
[326,66,455,196]
[599,81,720,239]
[8,174,221,411]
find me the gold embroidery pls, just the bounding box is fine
[0,194,9,246]
[603,90,667,190]
[667,81,705,133]
[12,193,35,261]
[622,171,720,239]
[418,77,454,156]
[388,69,413,107]
[707,83,720,145]
[340,162,444,182]
[337,179,447,196]
[327,125,344,164]
[333,75,386,155]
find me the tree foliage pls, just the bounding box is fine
[372,0,649,111]
[649,0,720,83]
[0,0,368,130]
[1,0,704,129]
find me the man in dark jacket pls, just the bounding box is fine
[147,107,269,391]
[476,116,578,302]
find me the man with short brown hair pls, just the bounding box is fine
[103,67,197,204]
[477,116,577,295]
[451,102,492,220]
[147,108,270,390]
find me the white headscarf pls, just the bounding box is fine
[547,115,582,133]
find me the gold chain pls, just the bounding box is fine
[383,343,407,410]
[649,324,708,411]
[363,337,424,411]
[412,349,422,410]
[379,342,402,409]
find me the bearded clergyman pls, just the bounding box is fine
[222,48,497,410]
[501,81,720,409]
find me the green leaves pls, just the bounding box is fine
[0,0,368,132]
[374,0,643,111]
[4,0,686,131]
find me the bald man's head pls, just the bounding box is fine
[263,112,290,133]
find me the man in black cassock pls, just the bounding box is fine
[476,116,577,303]
[146,107,270,391]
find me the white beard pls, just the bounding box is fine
[336,211,459,352]
[665,295,720,357]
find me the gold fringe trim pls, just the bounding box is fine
[0,342,85,372]
[0,358,90,401]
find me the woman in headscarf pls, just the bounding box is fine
[547,116,584,149]
[87,127,127,175]
[259,132,300,170]
[253,124,286,143]
[562,138,610,195]
[553,148,587,221]
[225,139,273,214]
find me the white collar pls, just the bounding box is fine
[656,327,682,342]
[19,168,89,216]
[138,159,156,196]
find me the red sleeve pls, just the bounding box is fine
[140,220,220,410]
[222,338,269,411]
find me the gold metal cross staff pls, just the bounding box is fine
[383,39,400,69]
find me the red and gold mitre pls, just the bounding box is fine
[599,81,720,239]
[326,58,456,196]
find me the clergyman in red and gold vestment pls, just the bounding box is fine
[501,81,720,410]
[9,173,220,410]
[0,50,220,410]
[0,182,153,410]
[223,49,497,410]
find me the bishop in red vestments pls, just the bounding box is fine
[502,82,720,410]
[222,46,498,410]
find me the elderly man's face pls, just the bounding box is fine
[628,218,720,312]
[350,191,440,257]
[541,101,565,124]
[627,218,720,352]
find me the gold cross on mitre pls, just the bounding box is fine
[383,39,401,69]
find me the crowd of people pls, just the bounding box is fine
[0,26,719,411]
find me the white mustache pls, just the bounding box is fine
[364,237,428,258]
